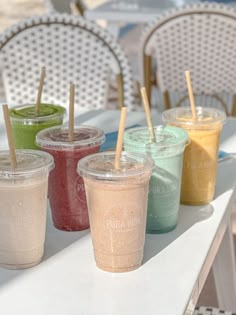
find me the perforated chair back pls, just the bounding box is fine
[140,3,236,115]
[0,14,136,114]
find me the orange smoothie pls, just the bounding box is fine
[162,107,226,205]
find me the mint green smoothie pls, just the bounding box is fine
[124,126,188,234]
[10,104,66,149]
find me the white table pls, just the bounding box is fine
[1,110,236,315]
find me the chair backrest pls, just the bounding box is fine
[140,3,236,96]
[0,14,136,115]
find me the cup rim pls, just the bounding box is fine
[124,125,189,149]
[162,106,227,128]
[36,125,105,149]
[9,103,66,124]
[77,151,154,180]
[0,149,54,179]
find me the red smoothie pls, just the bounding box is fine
[36,126,105,231]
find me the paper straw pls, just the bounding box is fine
[68,82,75,142]
[35,66,46,114]
[2,104,17,170]
[185,70,197,120]
[114,107,127,170]
[140,86,156,142]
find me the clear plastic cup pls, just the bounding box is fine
[9,104,66,149]
[162,107,226,205]
[36,125,105,231]
[124,126,189,233]
[77,151,153,272]
[0,150,54,269]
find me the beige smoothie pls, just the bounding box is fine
[0,150,54,269]
[78,151,153,272]
[162,107,226,205]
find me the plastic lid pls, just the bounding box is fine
[9,104,66,124]
[162,107,226,129]
[0,150,54,180]
[77,151,154,180]
[124,126,188,149]
[36,125,105,150]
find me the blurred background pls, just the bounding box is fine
[0,0,106,31]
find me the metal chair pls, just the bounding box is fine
[194,306,235,315]
[0,14,136,114]
[140,3,236,115]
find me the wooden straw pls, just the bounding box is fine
[35,66,46,114]
[68,82,75,142]
[140,86,156,142]
[2,104,17,170]
[114,107,127,170]
[185,70,197,120]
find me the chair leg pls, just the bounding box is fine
[117,73,124,109]
[144,54,152,107]
[231,95,236,116]
[163,91,171,110]
[74,0,85,16]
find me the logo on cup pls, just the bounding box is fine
[149,181,177,195]
[0,199,44,225]
[104,202,142,232]
[74,177,86,203]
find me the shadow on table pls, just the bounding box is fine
[220,118,236,146]
[144,155,236,264]
[0,208,89,288]
[215,158,236,198]
[143,204,214,264]
[43,211,90,261]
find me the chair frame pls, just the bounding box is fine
[141,4,236,115]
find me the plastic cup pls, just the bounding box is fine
[77,151,153,272]
[162,107,226,205]
[0,150,54,269]
[124,126,189,233]
[9,104,66,150]
[36,125,105,231]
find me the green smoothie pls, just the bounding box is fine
[124,126,189,234]
[9,104,66,149]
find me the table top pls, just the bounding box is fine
[85,0,236,23]
[0,110,236,315]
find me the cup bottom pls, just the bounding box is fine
[96,262,141,273]
[0,258,42,270]
[181,191,214,205]
[94,250,143,273]
[53,215,89,231]
[0,246,44,270]
[181,199,211,205]
[147,224,177,234]
[53,223,89,231]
